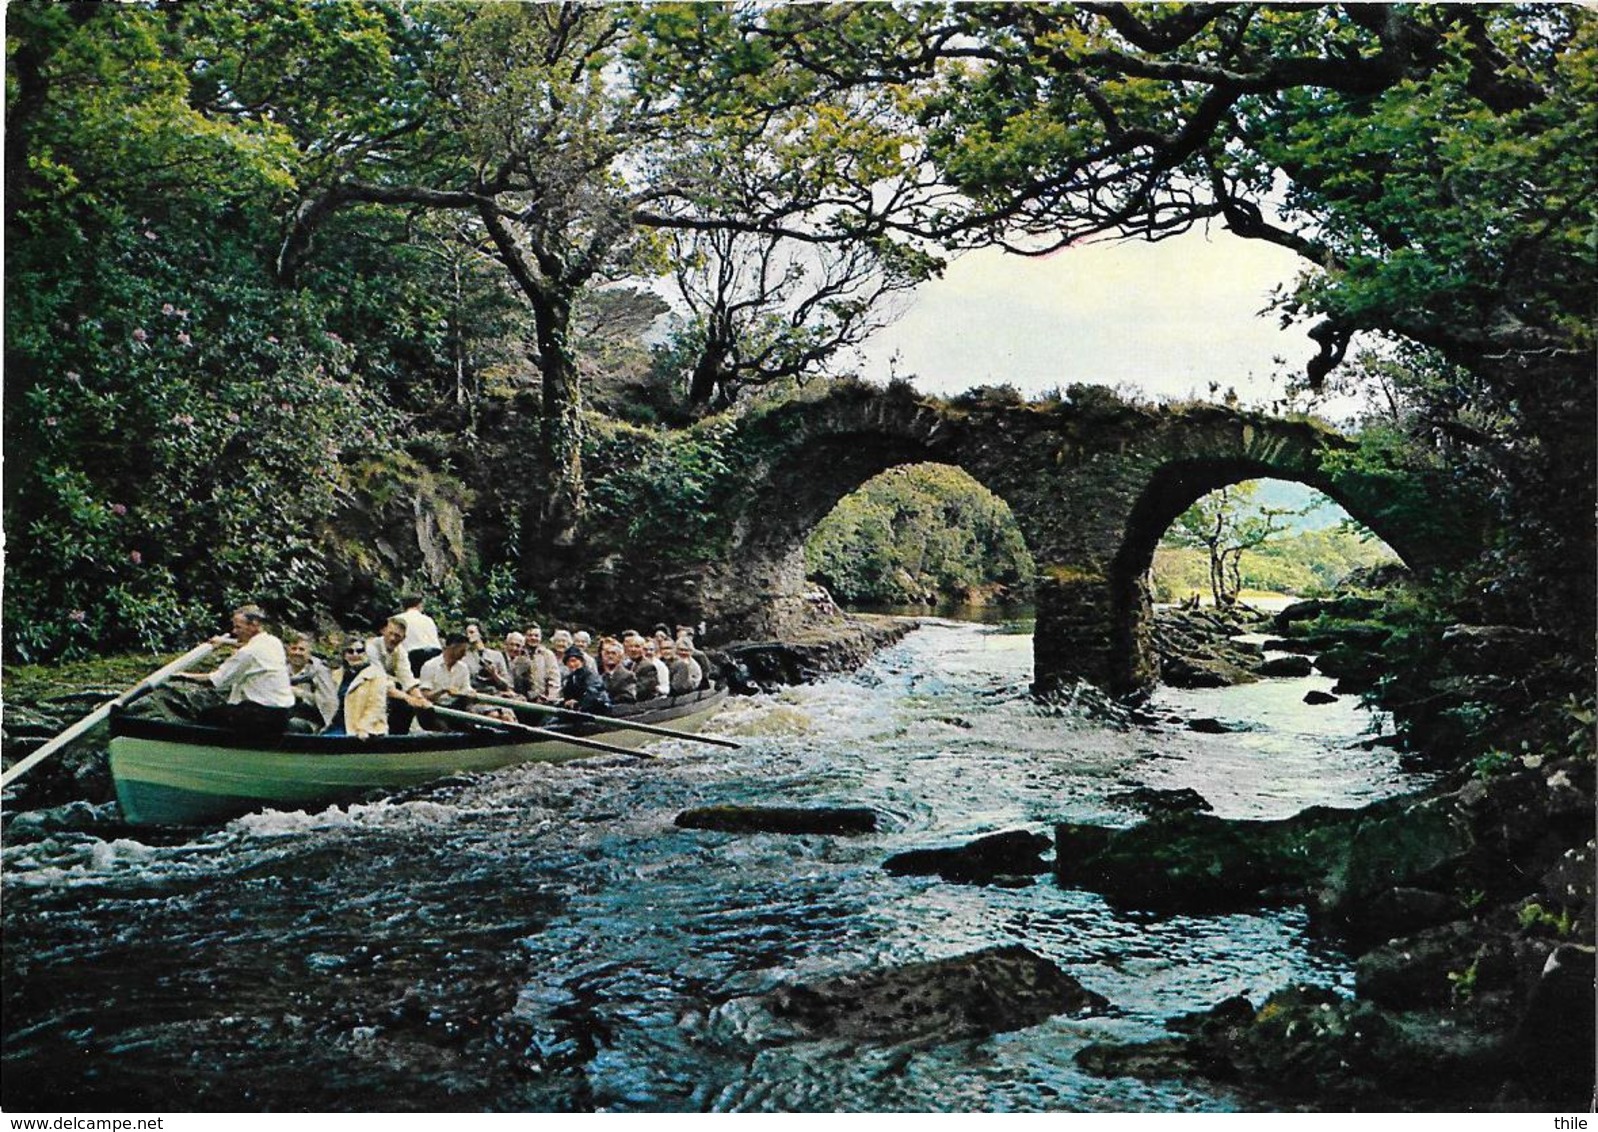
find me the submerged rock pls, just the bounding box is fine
[762,943,1109,1043]
[675,804,879,835]
[1258,655,1314,678]
[1106,786,1213,817]
[883,828,1052,885]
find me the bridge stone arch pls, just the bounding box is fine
[708,384,1468,697]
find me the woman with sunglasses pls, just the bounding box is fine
[323,637,400,739]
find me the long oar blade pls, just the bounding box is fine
[470,692,740,749]
[428,704,652,760]
[1,640,219,790]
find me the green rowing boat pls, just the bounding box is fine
[109,687,728,826]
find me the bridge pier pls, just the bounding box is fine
[1030,566,1159,698]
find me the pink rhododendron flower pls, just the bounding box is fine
[111,503,128,516]
[69,609,87,623]
[176,332,191,347]
[132,328,148,343]
[162,303,176,316]
[129,550,143,565]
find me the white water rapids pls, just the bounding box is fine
[1,619,1424,1112]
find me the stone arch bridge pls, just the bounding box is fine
[681,383,1467,697]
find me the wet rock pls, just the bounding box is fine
[1354,920,1517,1010]
[1153,608,1269,688]
[1257,655,1313,678]
[1311,643,1384,691]
[1440,624,1548,677]
[1054,808,1355,913]
[1054,793,1489,921]
[1079,982,1511,1107]
[1273,596,1382,631]
[1107,786,1213,817]
[1534,838,1595,919]
[762,943,1109,1043]
[1185,717,1233,734]
[675,804,879,836]
[1303,689,1339,705]
[720,618,917,692]
[1510,943,1598,1109]
[883,828,1052,885]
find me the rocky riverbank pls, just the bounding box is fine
[715,612,919,692]
[693,600,1595,1110]
[1081,596,1598,1109]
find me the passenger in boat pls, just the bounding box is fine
[666,637,703,695]
[367,616,429,734]
[573,629,599,671]
[286,631,339,729]
[639,638,671,701]
[597,637,637,705]
[524,624,562,703]
[396,594,443,676]
[462,621,515,697]
[623,634,666,701]
[503,631,531,696]
[323,637,392,739]
[676,630,715,690]
[560,645,611,715]
[173,604,296,738]
[418,634,515,727]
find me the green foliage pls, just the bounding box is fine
[803,465,1034,605]
[4,4,423,658]
[1517,902,1577,937]
[1470,748,1516,781]
[582,418,742,556]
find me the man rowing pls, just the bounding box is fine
[172,604,295,739]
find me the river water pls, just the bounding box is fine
[1,619,1424,1113]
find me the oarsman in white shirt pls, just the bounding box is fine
[174,604,295,738]
[396,594,442,675]
[367,617,430,734]
[417,633,513,727]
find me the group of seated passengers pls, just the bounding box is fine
[191,601,717,742]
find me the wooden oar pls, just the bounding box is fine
[1,640,220,790]
[468,692,741,749]
[427,704,653,759]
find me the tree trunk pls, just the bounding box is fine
[532,290,585,546]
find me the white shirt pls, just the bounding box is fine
[209,632,295,708]
[367,635,419,691]
[396,607,441,652]
[418,655,472,697]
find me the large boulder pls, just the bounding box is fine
[1078,982,1515,1108]
[883,828,1052,885]
[1053,807,1357,913]
[761,943,1109,1043]
[1258,654,1314,677]
[1054,791,1491,927]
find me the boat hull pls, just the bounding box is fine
[109,690,727,826]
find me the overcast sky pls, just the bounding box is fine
[857,227,1349,417]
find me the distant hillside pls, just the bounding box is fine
[1249,478,1347,532]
